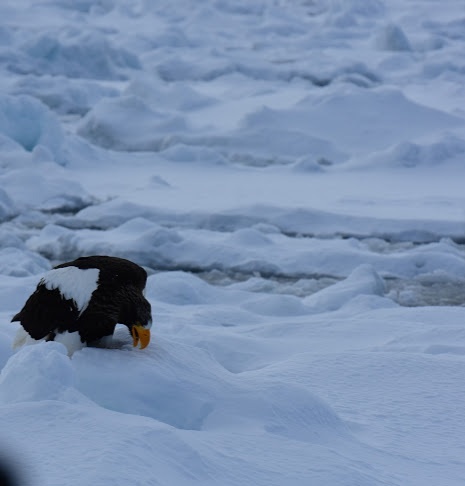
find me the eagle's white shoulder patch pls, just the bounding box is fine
[42,266,100,314]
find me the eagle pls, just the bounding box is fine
[12,256,152,354]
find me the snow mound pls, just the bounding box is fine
[0,342,90,405]
[0,248,50,277]
[327,0,385,23]
[0,95,65,163]
[70,201,465,244]
[243,294,311,316]
[149,271,225,306]
[72,336,347,443]
[304,264,385,312]
[227,227,273,247]
[218,127,348,167]
[12,75,119,115]
[360,134,465,168]
[160,144,226,165]
[73,339,225,430]
[152,50,378,89]
[19,31,140,80]
[72,199,157,230]
[47,0,114,14]
[0,398,211,486]
[77,95,187,151]
[27,214,465,284]
[0,188,16,223]
[244,88,464,153]
[125,77,216,111]
[0,164,95,213]
[375,24,412,51]
[207,378,347,443]
[154,57,235,83]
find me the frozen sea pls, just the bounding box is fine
[0,0,465,485]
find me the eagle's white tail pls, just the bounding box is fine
[12,327,41,349]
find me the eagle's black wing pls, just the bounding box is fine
[74,282,124,343]
[11,282,81,340]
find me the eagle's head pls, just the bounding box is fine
[128,296,152,350]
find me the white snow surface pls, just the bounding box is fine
[0,1,465,485]
[42,266,100,314]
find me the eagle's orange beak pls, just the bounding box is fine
[131,325,151,350]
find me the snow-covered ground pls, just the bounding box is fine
[0,0,465,484]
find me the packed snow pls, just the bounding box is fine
[0,0,465,485]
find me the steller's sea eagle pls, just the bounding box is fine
[12,255,152,354]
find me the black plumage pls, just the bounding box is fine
[12,256,152,350]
